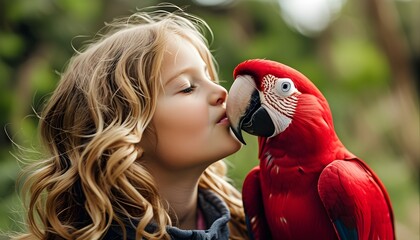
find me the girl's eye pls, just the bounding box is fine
[180,85,196,93]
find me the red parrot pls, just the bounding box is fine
[226,59,395,240]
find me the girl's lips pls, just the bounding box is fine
[217,117,230,125]
[217,112,230,125]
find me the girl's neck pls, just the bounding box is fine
[150,167,204,229]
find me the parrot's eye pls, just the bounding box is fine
[275,78,296,97]
[281,82,291,92]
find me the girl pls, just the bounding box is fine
[16,6,248,240]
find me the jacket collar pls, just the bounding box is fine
[108,188,231,240]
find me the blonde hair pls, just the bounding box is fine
[16,6,248,240]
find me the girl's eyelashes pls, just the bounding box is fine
[180,84,196,93]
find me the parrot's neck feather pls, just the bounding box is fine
[259,133,354,171]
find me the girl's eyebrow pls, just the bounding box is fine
[165,68,189,86]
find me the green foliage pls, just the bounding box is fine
[331,38,390,92]
[0,32,25,59]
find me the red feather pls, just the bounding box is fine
[318,159,395,239]
[242,166,272,239]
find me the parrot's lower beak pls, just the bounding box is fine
[226,75,275,145]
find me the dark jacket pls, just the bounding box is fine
[104,188,231,240]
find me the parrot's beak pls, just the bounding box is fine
[226,75,275,145]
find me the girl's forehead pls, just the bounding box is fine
[164,33,197,54]
[159,36,203,80]
[165,35,206,63]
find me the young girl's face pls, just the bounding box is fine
[142,35,241,170]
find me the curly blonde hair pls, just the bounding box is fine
[16,6,248,240]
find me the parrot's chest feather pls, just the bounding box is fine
[260,150,328,183]
[259,152,338,239]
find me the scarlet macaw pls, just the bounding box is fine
[226,59,395,240]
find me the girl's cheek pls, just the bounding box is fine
[165,100,208,126]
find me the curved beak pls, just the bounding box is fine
[226,75,275,145]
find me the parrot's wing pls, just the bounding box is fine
[242,166,271,240]
[318,159,395,240]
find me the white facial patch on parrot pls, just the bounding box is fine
[261,74,300,137]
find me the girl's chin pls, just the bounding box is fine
[222,141,242,157]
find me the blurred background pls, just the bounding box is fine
[0,0,418,239]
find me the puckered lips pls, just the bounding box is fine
[216,112,229,125]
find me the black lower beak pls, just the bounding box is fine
[231,124,246,145]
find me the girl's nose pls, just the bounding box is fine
[209,83,227,106]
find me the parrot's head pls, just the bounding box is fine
[227,59,335,153]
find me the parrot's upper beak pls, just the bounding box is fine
[226,75,275,145]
